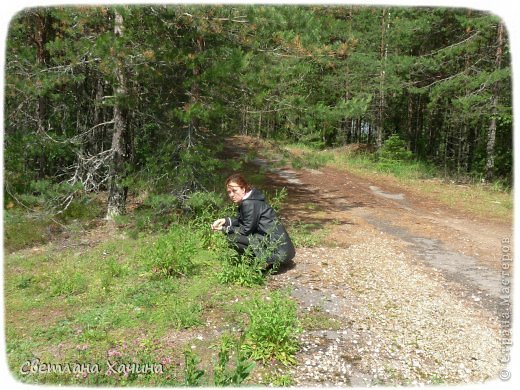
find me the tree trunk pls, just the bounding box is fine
[92,77,106,154]
[34,10,52,178]
[106,9,129,220]
[188,35,204,146]
[34,10,50,135]
[376,8,388,148]
[413,95,421,155]
[485,21,504,182]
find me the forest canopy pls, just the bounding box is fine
[3,5,512,217]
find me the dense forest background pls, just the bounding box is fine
[4,5,512,218]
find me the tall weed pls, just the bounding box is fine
[240,291,301,365]
[211,335,256,386]
[180,336,255,386]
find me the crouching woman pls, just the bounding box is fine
[211,174,295,267]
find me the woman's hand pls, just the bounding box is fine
[211,218,226,231]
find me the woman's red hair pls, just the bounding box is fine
[225,173,251,192]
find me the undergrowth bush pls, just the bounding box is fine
[376,134,414,171]
[4,180,102,251]
[184,191,226,218]
[264,187,288,213]
[115,194,180,236]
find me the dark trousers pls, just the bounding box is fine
[227,233,250,254]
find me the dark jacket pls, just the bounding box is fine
[223,188,295,264]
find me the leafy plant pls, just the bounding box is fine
[217,246,266,287]
[241,291,301,365]
[3,209,52,252]
[182,350,205,386]
[140,226,203,278]
[153,298,203,330]
[184,191,226,219]
[179,336,256,387]
[212,335,255,386]
[265,186,288,213]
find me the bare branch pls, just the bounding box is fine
[68,149,113,193]
[420,31,481,58]
[71,120,115,142]
[182,12,248,23]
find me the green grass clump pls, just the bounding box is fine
[300,309,343,331]
[3,209,52,252]
[289,150,335,170]
[288,222,326,248]
[217,252,266,287]
[49,269,89,297]
[241,291,301,366]
[211,335,256,386]
[139,225,204,278]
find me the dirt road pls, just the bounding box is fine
[230,136,512,386]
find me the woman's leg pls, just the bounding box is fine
[227,233,250,254]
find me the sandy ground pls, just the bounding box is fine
[229,135,513,386]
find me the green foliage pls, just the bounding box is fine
[3,178,102,251]
[217,247,266,287]
[58,196,104,222]
[7,179,100,221]
[14,274,34,290]
[291,151,335,170]
[49,270,88,297]
[211,335,256,386]
[287,222,325,248]
[242,148,258,163]
[184,191,227,225]
[173,146,225,193]
[139,225,203,279]
[374,134,416,175]
[182,350,206,386]
[264,186,288,213]
[178,335,256,386]
[116,193,180,236]
[152,298,203,330]
[3,210,52,252]
[377,134,414,163]
[263,373,296,386]
[240,291,301,365]
[100,256,129,293]
[3,133,76,187]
